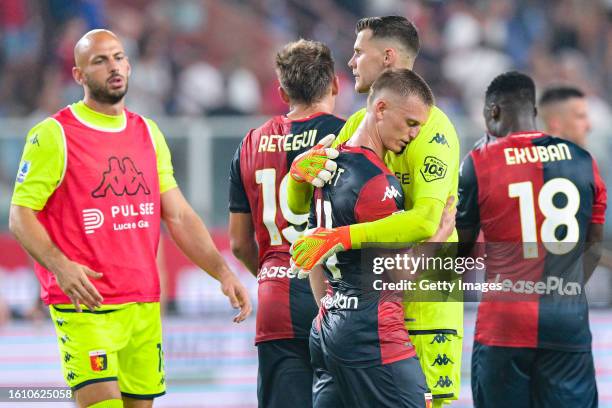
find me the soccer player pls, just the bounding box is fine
[457,71,606,408]
[538,86,591,147]
[9,29,251,408]
[307,69,454,408]
[288,16,462,405]
[228,39,345,408]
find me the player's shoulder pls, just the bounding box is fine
[540,133,593,159]
[291,113,346,136]
[346,108,366,123]
[414,105,458,150]
[423,106,457,135]
[337,145,390,178]
[26,116,64,145]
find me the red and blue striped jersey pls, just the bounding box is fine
[457,131,607,351]
[229,113,344,344]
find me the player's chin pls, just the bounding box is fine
[355,81,369,94]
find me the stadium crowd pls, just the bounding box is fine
[1,0,612,122]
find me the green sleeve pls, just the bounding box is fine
[146,118,178,193]
[11,118,65,210]
[287,177,314,214]
[408,107,460,204]
[287,108,366,214]
[348,107,460,248]
[332,108,366,148]
[349,197,444,249]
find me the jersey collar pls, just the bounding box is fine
[69,101,127,132]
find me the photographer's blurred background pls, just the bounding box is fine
[0,1,611,407]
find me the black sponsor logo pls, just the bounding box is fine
[56,318,66,327]
[60,334,70,344]
[429,133,449,147]
[66,371,78,381]
[92,156,151,198]
[431,353,454,366]
[64,352,73,363]
[434,376,453,388]
[394,172,411,185]
[420,156,447,182]
[430,334,451,344]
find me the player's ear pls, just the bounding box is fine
[331,75,339,96]
[375,99,386,120]
[72,66,84,86]
[490,104,500,120]
[278,86,290,105]
[383,48,395,68]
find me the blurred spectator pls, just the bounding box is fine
[0,0,609,121]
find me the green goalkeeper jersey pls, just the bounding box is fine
[334,106,463,333]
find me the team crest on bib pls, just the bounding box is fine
[420,156,447,182]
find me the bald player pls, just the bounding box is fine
[9,29,251,408]
[538,86,591,147]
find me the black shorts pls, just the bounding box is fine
[472,340,597,408]
[310,324,430,408]
[257,338,312,408]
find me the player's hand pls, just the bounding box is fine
[54,260,103,312]
[290,226,351,273]
[429,196,456,243]
[290,134,339,188]
[220,273,252,323]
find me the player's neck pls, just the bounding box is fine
[349,118,386,160]
[83,96,125,116]
[503,118,538,137]
[286,99,334,120]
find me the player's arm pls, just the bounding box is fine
[584,224,603,282]
[456,153,480,256]
[286,110,363,214]
[309,266,326,308]
[227,139,259,277]
[291,118,460,270]
[287,134,338,213]
[584,159,608,281]
[161,187,252,322]
[229,214,258,277]
[9,119,103,311]
[152,122,252,322]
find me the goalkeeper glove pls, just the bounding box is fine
[290,134,339,188]
[290,226,351,274]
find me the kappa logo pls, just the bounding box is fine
[434,375,453,388]
[431,353,454,366]
[66,371,78,381]
[429,133,449,147]
[30,134,40,146]
[430,334,451,344]
[92,157,150,198]
[381,185,402,201]
[82,209,104,234]
[64,352,73,363]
